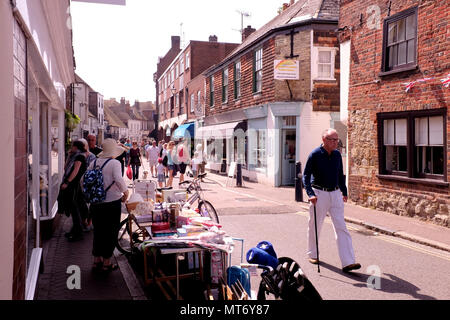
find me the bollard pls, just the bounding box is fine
[295,161,303,202]
[236,163,242,187]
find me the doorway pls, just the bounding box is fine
[281,129,296,186]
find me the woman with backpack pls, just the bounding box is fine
[59,140,88,242]
[87,138,129,273]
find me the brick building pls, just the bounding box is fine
[339,0,449,226]
[156,36,239,143]
[202,0,342,187]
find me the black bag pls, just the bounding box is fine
[162,155,168,167]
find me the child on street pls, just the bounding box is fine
[191,151,201,179]
[156,157,166,188]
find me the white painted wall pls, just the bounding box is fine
[0,1,15,300]
[340,40,351,125]
[298,103,334,169]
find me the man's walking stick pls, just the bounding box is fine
[313,204,320,273]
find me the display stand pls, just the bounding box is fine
[133,179,157,202]
[225,162,245,187]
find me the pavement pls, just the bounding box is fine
[35,165,450,300]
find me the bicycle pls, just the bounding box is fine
[178,173,219,224]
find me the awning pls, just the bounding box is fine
[172,123,195,139]
[196,121,241,139]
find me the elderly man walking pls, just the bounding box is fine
[302,128,361,273]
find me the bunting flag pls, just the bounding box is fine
[403,77,434,92]
[440,74,450,88]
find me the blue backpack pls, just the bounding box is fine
[226,266,251,295]
[83,158,115,204]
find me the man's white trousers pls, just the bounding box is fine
[307,188,355,267]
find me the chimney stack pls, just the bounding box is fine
[242,25,256,42]
[171,36,180,50]
[290,0,295,5]
[209,35,218,42]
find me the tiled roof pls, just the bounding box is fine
[104,106,127,128]
[206,0,338,74]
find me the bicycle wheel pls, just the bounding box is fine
[116,217,146,255]
[198,200,219,224]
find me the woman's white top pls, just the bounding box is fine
[88,158,128,203]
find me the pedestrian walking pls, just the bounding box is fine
[146,140,160,178]
[127,141,143,181]
[176,138,190,184]
[87,134,102,156]
[196,143,207,181]
[89,138,129,272]
[160,143,169,178]
[191,151,201,179]
[77,138,96,231]
[302,128,361,273]
[58,140,88,241]
[156,158,166,188]
[166,141,176,188]
[124,138,132,165]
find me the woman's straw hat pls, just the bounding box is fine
[98,138,126,159]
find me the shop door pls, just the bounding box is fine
[281,130,296,186]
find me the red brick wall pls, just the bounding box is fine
[339,0,450,224]
[312,30,340,112]
[206,38,276,116]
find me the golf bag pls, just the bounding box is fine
[257,257,322,301]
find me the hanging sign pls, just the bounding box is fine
[274,60,299,80]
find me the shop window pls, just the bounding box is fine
[382,7,417,72]
[378,109,446,181]
[39,103,49,216]
[50,109,61,209]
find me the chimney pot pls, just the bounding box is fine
[209,35,218,42]
[242,25,256,42]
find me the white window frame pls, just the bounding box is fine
[186,53,190,69]
[312,47,337,81]
[190,94,195,113]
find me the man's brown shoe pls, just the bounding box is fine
[342,263,361,273]
[309,258,319,265]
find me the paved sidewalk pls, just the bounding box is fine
[204,171,450,253]
[35,213,142,300]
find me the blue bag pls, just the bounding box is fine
[256,241,277,259]
[82,158,115,204]
[226,266,251,296]
[246,247,279,269]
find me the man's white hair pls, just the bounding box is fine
[322,128,337,138]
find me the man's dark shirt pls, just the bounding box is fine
[302,145,347,198]
[90,146,102,156]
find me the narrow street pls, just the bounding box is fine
[121,172,450,300]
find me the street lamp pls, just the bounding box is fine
[170,86,177,95]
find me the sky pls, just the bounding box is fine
[70,0,285,103]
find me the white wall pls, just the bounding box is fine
[0,1,15,300]
[298,103,334,169]
[340,40,351,125]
